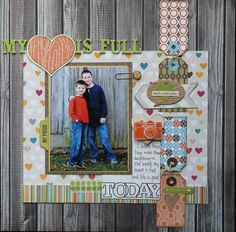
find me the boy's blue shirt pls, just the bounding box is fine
[84,84,107,127]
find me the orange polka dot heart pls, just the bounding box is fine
[27,35,76,76]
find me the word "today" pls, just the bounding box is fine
[102,182,160,199]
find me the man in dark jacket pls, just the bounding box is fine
[82,70,118,164]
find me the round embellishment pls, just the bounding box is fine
[167,157,178,168]
[168,42,180,53]
[166,176,177,186]
[168,60,180,72]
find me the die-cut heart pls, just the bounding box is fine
[29,118,36,125]
[22,99,28,106]
[40,81,45,87]
[89,174,96,180]
[40,173,47,180]
[188,110,193,115]
[187,147,192,154]
[165,193,179,211]
[195,147,203,153]
[40,100,45,106]
[22,62,27,67]
[94,52,102,58]
[196,53,202,58]
[25,163,32,170]
[196,110,203,116]
[27,35,76,76]
[200,63,207,69]
[36,90,43,96]
[125,54,132,59]
[146,109,153,115]
[196,72,203,78]
[196,165,204,171]
[192,175,197,180]
[140,63,148,70]
[157,52,163,57]
[35,70,41,76]
[197,90,205,97]
[30,137,37,144]
[195,128,201,134]
[188,72,193,78]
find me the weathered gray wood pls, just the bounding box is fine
[37,0,63,36]
[9,0,37,231]
[64,203,90,231]
[0,0,10,231]
[37,0,64,231]
[63,0,89,41]
[224,0,235,232]
[143,0,159,50]
[142,1,162,232]
[116,1,143,231]
[89,0,116,231]
[0,0,235,231]
[90,203,117,232]
[90,0,115,49]
[196,0,224,232]
[37,204,63,231]
[63,1,90,231]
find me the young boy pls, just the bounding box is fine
[66,80,89,168]
[81,70,118,164]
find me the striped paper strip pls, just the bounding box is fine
[186,186,208,204]
[24,185,208,204]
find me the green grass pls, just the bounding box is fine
[50,147,128,173]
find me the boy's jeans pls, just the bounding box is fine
[88,124,117,161]
[69,121,88,165]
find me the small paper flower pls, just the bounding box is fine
[168,60,180,72]
[168,42,180,53]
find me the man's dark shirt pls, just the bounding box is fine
[84,84,107,127]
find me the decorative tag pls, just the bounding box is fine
[156,173,186,227]
[160,0,189,56]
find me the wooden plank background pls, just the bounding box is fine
[0,0,235,231]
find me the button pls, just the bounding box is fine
[166,176,177,186]
[167,157,177,167]
[133,71,142,80]
[168,42,180,53]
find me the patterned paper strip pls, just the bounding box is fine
[185,186,208,204]
[160,116,187,172]
[160,0,189,56]
[23,185,208,204]
[23,185,157,203]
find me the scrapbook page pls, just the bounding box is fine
[19,0,209,228]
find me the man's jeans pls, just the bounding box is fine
[69,121,88,165]
[88,124,117,161]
